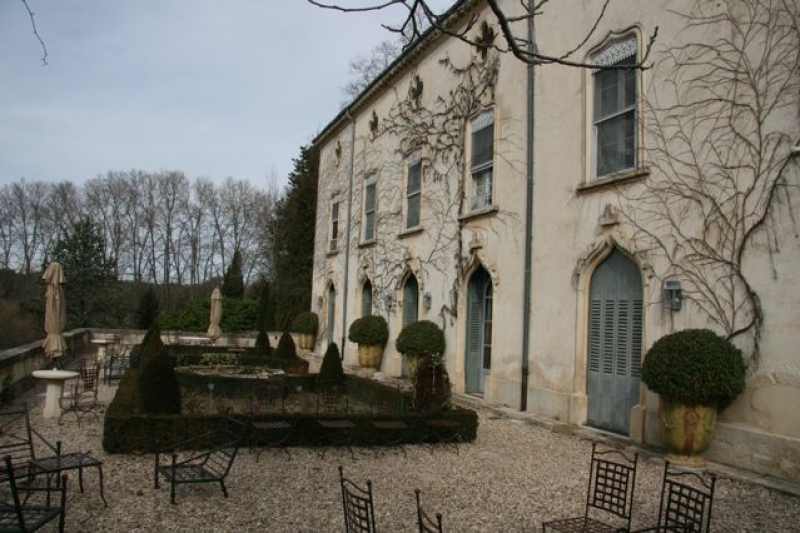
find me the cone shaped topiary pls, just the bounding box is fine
[136,326,181,414]
[318,342,345,386]
[252,329,272,357]
[274,331,300,360]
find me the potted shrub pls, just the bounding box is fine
[642,328,747,465]
[396,320,446,380]
[348,315,389,372]
[291,311,319,351]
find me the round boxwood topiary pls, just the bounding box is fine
[348,315,389,346]
[396,320,445,356]
[291,311,319,335]
[642,328,746,406]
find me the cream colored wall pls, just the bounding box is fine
[313,0,530,404]
[530,0,800,479]
[312,0,800,482]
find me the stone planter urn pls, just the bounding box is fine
[659,397,717,466]
[297,333,316,351]
[357,344,383,371]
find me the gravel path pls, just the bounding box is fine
[17,381,800,532]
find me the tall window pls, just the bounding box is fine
[406,151,421,229]
[470,110,494,210]
[593,38,637,178]
[361,280,373,317]
[363,175,376,242]
[329,198,340,252]
[403,275,419,327]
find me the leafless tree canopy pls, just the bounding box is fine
[309,0,657,69]
[621,0,800,361]
[0,173,279,288]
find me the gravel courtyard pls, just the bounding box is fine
[17,381,800,532]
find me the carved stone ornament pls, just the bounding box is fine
[409,75,423,106]
[475,21,496,60]
[592,37,636,72]
[469,232,483,251]
[599,204,621,227]
[369,111,379,138]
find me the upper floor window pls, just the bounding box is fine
[329,198,340,252]
[363,175,376,242]
[592,38,638,178]
[406,151,422,229]
[470,110,494,210]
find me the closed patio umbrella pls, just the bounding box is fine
[42,261,67,360]
[207,287,223,341]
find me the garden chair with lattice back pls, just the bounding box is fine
[415,488,443,533]
[58,360,102,426]
[629,462,716,533]
[542,442,638,533]
[339,465,377,533]
[154,415,251,504]
[0,455,68,533]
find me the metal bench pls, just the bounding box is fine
[153,416,250,504]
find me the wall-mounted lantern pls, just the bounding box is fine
[316,296,323,309]
[423,292,432,310]
[384,294,394,311]
[664,280,682,311]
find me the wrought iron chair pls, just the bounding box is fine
[339,465,377,533]
[0,405,107,507]
[629,462,716,533]
[250,383,293,461]
[104,346,130,385]
[58,361,102,426]
[154,415,250,504]
[0,455,68,533]
[415,488,443,533]
[542,442,639,533]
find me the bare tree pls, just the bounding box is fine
[620,0,800,362]
[310,0,656,69]
[342,39,403,104]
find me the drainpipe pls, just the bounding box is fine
[341,108,356,359]
[520,10,536,411]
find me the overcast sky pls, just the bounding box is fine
[0,1,452,190]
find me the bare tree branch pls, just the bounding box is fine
[20,0,48,66]
[308,0,658,70]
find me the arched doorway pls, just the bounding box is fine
[586,248,643,435]
[466,267,492,394]
[400,274,419,377]
[326,284,336,344]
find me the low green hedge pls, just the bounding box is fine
[103,371,477,453]
[103,408,478,453]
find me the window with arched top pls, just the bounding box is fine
[592,36,638,178]
[361,280,373,317]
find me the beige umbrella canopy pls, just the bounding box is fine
[42,261,67,359]
[207,287,223,341]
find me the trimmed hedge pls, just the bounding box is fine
[396,320,446,356]
[348,315,389,345]
[103,370,477,453]
[291,312,319,335]
[103,408,478,453]
[642,328,747,406]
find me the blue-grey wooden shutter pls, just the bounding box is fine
[586,249,643,435]
[466,275,483,393]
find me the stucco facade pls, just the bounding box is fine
[311,0,800,483]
